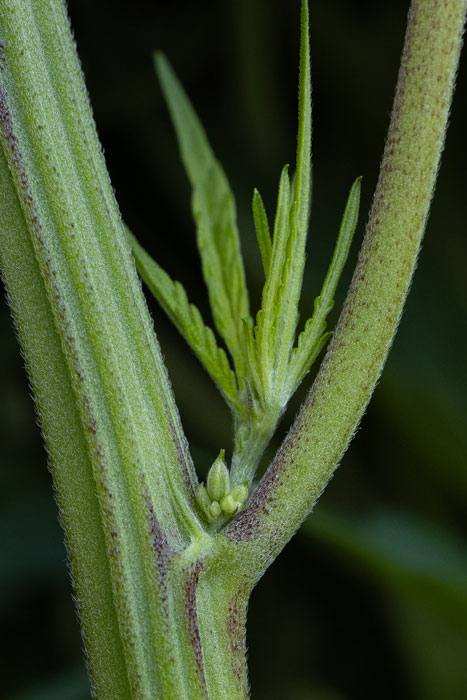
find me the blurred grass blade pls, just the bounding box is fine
[252,188,272,277]
[11,668,89,700]
[305,507,467,619]
[128,229,242,414]
[154,52,250,371]
[288,177,361,394]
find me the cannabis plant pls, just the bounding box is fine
[0,0,465,697]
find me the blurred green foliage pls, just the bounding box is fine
[1,1,466,698]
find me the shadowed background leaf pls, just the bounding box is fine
[0,0,466,698]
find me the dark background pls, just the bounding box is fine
[1,1,467,698]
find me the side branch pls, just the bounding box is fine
[224,0,467,578]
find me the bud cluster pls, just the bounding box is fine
[195,449,248,522]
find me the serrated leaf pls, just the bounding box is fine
[154,52,250,373]
[241,317,263,406]
[252,188,272,277]
[253,0,312,408]
[287,177,361,395]
[127,228,243,414]
[271,0,312,395]
[292,0,312,243]
[256,164,291,398]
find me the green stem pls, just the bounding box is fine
[224,0,467,580]
[0,2,251,697]
[0,144,131,698]
[0,0,204,696]
[230,412,280,487]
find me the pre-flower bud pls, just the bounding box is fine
[209,501,222,520]
[195,482,212,519]
[220,494,237,515]
[230,483,248,506]
[206,449,230,503]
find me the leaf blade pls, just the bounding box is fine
[255,0,312,405]
[273,0,312,394]
[256,164,291,399]
[288,177,361,394]
[293,0,312,242]
[252,188,272,277]
[127,228,242,414]
[154,52,250,371]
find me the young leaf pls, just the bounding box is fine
[292,0,312,242]
[287,177,361,395]
[252,0,312,408]
[252,188,272,277]
[127,229,243,415]
[154,52,250,372]
[272,0,312,395]
[255,165,291,398]
[241,316,264,408]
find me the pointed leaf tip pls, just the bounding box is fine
[126,226,242,414]
[153,52,250,370]
[252,188,272,277]
[287,176,361,397]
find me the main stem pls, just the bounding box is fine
[0,1,249,697]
